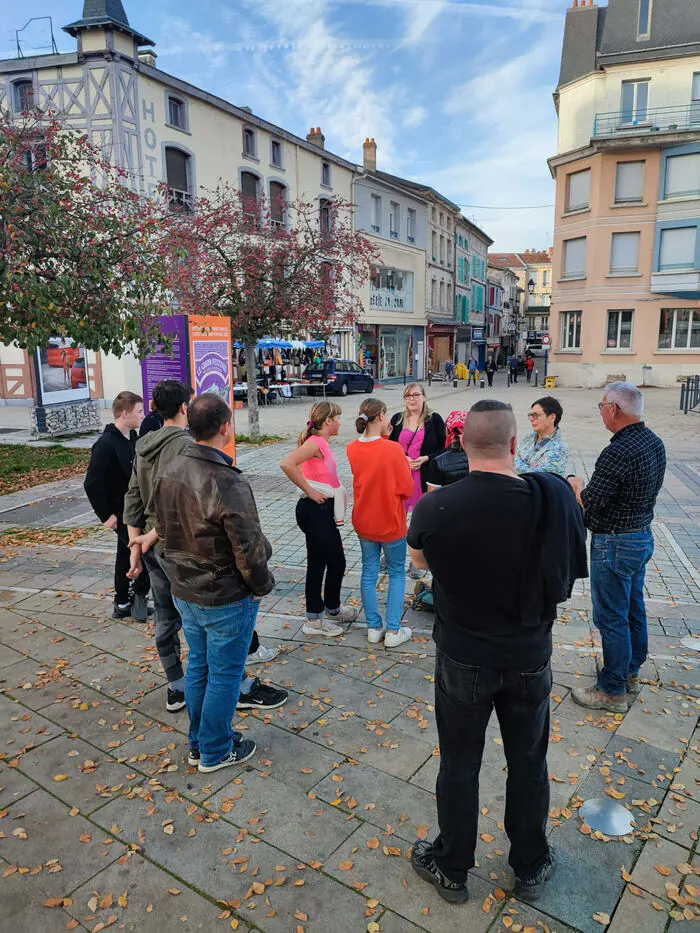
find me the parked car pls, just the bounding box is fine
[525,342,547,358]
[303,359,374,396]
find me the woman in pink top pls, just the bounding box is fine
[281,401,358,637]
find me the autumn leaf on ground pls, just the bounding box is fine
[654,865,672,876]
[592,912,611,924]
[416,825,429,840]
[367,837,380,849]
[53,774,68,782]
[339,860,354,871]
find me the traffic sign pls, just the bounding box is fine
[542,334,551,346]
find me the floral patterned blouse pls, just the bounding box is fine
[515,428,570,477]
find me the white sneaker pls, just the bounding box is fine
[367,626,386,644]
[326,605,359,624]
[302,618,345,637]
[384,627,412,648]
[247,644,279,665]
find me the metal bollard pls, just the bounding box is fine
[534,369,538,388]
[480,379,485,389]
[427,371,432,387]
[507,372,511,387]
[453,378,458,388]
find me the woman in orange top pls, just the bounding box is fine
[347,398,414,648]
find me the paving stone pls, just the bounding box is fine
[300,706,435,780]
[237,720,338,792]
[607,885,668,933]
[0,760,39,806]
[372,661,436,700]
[75,620,163,668]
[373,909,429,933]
[0,692,64,754]
[0,621,101,668]
[204,768,359,862]
[8,591,110,619]
[234,687,327,735]
[604,736,681,785]
[0,644,28,669]
[66,850,250,932]
[15,734,145,814]
[669,753,700,801]
[128,684,188,731]
[617,686,697,754]
[494,901,582,933]
[0,657,81,711]
[652,793,700,850]
[67,653,165,704]
[630,836,693,901]
[91,788,373,933]
[2,869,91,932]
[40,686,157,753]
[0,788,128,897]
[293,643,397,681]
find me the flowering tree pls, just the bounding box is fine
[0,112,167,360]
[161,185,377,437]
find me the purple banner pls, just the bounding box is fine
[141,315,190,402]
[191,339,232,403]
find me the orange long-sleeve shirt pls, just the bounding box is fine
[347,436,414,542]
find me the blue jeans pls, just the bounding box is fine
[590,528,654,696]
[360,537,407,632]
[174,594,259,767]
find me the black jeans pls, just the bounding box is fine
[295,497,346,615]
[486,371,494,387]
[114,523,150,606]
[432,649,551,883]
[143,549,183,684]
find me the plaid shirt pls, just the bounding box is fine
[581,422,666,534]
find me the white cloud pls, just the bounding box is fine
[404,106,428,128]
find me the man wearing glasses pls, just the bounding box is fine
[568,383,666,713]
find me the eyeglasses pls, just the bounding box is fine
[597,401,616,412]
[405,393,423,399]
[528,412,541,419]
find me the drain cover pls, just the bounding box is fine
[580,798,634,836]
[681,636,700,651]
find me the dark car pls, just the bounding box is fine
[303,359,374,396]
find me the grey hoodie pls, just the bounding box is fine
[123,426,193,534]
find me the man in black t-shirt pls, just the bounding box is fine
[407,399,586,906]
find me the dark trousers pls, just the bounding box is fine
[526,369,532,382]
[295,497,346,616]
[486,371,494,387]
[114,523,150,606]
[432,649,551,883]
[510,368,518,383]
[143,548,184,684]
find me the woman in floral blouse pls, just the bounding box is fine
[515,396,570,477]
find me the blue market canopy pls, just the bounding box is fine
[305,340,325,349]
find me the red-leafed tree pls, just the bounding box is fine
[161,185,378,437]
[0,111,168,359]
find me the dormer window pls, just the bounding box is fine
[167,96,186,130]
[321,161,331,187]
[243,126,257,158]
[13,80,34,113]
[637,0,651,39]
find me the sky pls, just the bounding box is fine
[1,0,568,251]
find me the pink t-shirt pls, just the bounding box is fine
[301,435,340,488]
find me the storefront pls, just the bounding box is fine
[357,324,424,383]
[427,321,456,375]
[456,326,471,365]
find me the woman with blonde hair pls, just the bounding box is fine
[281,401,358,637]
[348,397,414,648]
[389,383,446,511]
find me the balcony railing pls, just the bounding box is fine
[593,104,700,139]
[168,188,193,212]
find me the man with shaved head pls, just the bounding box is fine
[407,399,587,906]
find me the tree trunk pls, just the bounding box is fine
[246,360,261,439]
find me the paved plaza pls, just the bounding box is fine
[0,379,698,933]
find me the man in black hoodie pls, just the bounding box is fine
[407,400,587,907]
[84,391,151,621]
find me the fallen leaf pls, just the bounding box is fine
[480,833,495,843]
[295,910,308,921]
[339,860,354,871]
[592,912,611,924]
[416,825,429,840]
[53,774,68,782]
[118,891,128,908]
[367,837,380,850]
[168,888,181,896]
[654,865,672,877]
[43,897,64,908]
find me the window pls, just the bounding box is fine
[439,213,444,226]
[321,161,331,187]
[431,279,437,308]
[543,269,551,287]
[472,282,485,313]
[431,231,437,261]
[269,181,286,227]
[659,227,697,270]
[243,126,257,158]
[447,283,452,311]
[447,238,452,267]
[389,201,399,238]
[271,139,283,168]
[165,147,192,211]
[371,194,381,232]
[431,206,437,222]
[561,310,582,350]
[13,80,34,113]
[240,170,259,221]
[407,208,416,243]
[440,236,445,263]
[658,308,700,349]
[610,232,640,275]
[167,96,186,129]
[607,310,633,349]
[692,73,700,124]
[563,237,587,278]
[447,218,451,232]
[566,169,590,212]
[319,198,332,235]
[637,0,651,38]
[615,161,645,203]
[620,80,649,125]
[664,153,700,200]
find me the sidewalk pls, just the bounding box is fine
[0,384,698,932]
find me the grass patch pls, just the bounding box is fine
[0,444,91,495]
[0,527,96,548]
[235,434,285,446]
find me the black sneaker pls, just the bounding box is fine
[198,739,257,773]
[410,840,469,904]
[112,603,132,620]
[166,688,186,713]
[513,848,555,904]
[187,748,200,767]
[236,678,288,710]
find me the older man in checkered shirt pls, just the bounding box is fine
[567,383,666,713]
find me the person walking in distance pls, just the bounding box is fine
[485,357,497,388]
[525,356,535,383]
[348,398,415,648]
[281,401,358,637]
[467,356,478,387]
[84,391,151,622]
[407,400,587,904]
[153,394,284,773]
[568,383,666,713]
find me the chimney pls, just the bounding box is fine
[363,137,377,173]
[306,127,325,149]
[138,49,157,67]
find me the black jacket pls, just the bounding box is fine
[84,424,138,523]
[519,471,588,627]
[389,411,447,492]
[425,446,469,488]
[139,411,164,437]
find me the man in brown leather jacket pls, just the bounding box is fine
[153,393,286,774]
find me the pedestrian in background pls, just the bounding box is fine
[84,390,151,621]
[467,357,478,386]
[515,397,570,477]
[526,356,535,383]
[281,401,358,638]
[569,383,666,713]
[348,398,414,648]
[486,358,497,388]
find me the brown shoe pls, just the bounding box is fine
[571,685,629,713]
[627,676,642,696]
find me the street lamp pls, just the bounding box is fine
[528,278,535,296]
